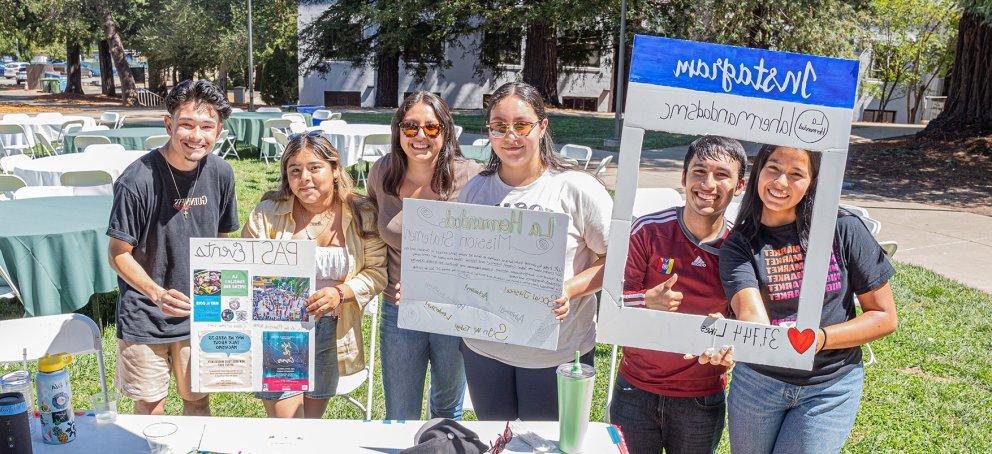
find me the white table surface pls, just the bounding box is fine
[12,150,148,186]
[314,123,392,168]
[0,115,95,148]
[31,413,624,453]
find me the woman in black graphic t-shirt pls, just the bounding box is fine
[718,145,897,454]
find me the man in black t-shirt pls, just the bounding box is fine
[107,80,239,416]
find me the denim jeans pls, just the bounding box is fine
[609,374,725,454]
[379,299,465,420]
[728,363,865,454]
[256,316,339,400]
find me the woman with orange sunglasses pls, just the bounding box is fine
[366,92,482,420]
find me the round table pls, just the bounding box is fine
[63,127,167,153]
[224,112,312,151]
[12,150,148,186]
[316,123,392,167]
[0,195,117,316]
[0,115,95,148]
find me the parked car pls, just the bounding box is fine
[4,62,27,79]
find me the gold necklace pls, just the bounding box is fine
[303,209,334,240]
[165,154,202,222]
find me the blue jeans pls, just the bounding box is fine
[610,375,725,454]
[728,363,865,454]
[256,316,340,400]
[379,299,465,420]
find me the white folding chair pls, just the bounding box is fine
[13,185,75,199]
[260,129,289,164]
[0,155,31,174]
[230,107,244,113]
[83,144,126,154]
[471,138,490,147]
[144,135,170,150]
[80,125,110,132]
[357,134,391,185]
[312,109,341,121]
[0,314,110,405]
[560,144,593,169]
[61,170,113,187]
[33,132,61,156]
[0,124,33,157]
[632,187,684,219]
[74,135,112,151]
[336,295,382,420]
[0,174,27,192]
[0,266,20,301]
[98,112,120,128]
[281,113,307,126]
[594,155,613,178]
[256,107,282,113]
[36,112,64,122]
[114,114,127,129]
[318,120,348,131]
[216,129,240,160]
[289,122,307,134]
[453,125,464,139]
[1,113,30,122]
[56,119,85,145]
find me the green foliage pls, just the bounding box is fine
[259,46,299,105]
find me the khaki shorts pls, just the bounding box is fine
[115,339,208,403]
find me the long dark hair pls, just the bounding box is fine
[734,145,821,252]
[480,82,571,176]
[382,91,464,200]
[263,133,377,238]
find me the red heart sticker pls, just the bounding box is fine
[787,327,816,354]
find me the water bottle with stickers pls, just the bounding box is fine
[36,353,76,445]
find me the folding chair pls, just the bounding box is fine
[1,113,30,122]
[560,144,593,170]
[312,109,341,121]
[0,124,33,157]
[98,112,120,128]
[61,170,113,187]
[281,113,307,126]
[357,134,391,185]
[144,135,170,150]
[36,112,63,123]
[13,185,75,199]
[336,295,382,420]
[0,174,27,194]
[0,314,110,405]
[215,129,240,160]
[256,107,282,113]
[471,138,490,147]
[453,125,464,139]
[593,155,613,178]
[632,187,683,219]
[33,132,61,156]
[317,120,348,130]
[0,155,31,174]
[56,119,85,145]
[74,135,112,152]
[0,265,20,302]
[83,144,126,154]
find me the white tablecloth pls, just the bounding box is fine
[315,123,392,167]
[0,115,96,149]
[12,150,148,186]
[31,414,624,453]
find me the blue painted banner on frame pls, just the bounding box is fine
[628,35,859,110]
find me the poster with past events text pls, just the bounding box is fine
[189,238,317,392]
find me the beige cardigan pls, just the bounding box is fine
[241,196,386,376]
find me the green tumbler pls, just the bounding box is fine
[557,352,595,453]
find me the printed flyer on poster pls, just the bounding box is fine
[398,199,568,350]
[189,238,317,393]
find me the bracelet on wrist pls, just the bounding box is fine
[819,328,828,352]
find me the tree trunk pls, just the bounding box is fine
[374,46,399,108]
[920,11,992,138]
[147,59,168,97]
[95,1,138,106]
[522,17,560,106]
[98,40,116,96]
[65,39,83,95]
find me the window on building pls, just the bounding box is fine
[558,30,603,68]
[481,28,523,67]
[861,109,896,123]
[324,91,361,107]
[562,97,599,112]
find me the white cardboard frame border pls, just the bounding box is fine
[596,124,850,370]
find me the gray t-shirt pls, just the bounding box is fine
[108,150,240,343]
[458,170,613,368]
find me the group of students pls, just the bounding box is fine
[106,78,897,453]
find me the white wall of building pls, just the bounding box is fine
[298,2,614,110]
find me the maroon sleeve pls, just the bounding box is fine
[623,224,651,306]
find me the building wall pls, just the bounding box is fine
[298,2,614,110]
[860,77,946,124]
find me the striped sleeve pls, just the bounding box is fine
[622,210,677,306]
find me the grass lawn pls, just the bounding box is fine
[1,262,988,452]
[341,112,694,151]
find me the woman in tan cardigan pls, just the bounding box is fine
[242,132,386,418]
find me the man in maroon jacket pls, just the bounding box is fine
[613,136,747,454]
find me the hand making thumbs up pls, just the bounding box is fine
[644,273,683,311]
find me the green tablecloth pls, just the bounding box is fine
[459,144,492,163]
[223,112,312,156]
[0,196,117,316]
[63,127,168,153]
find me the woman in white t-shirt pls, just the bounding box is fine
[458,81,613,420]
